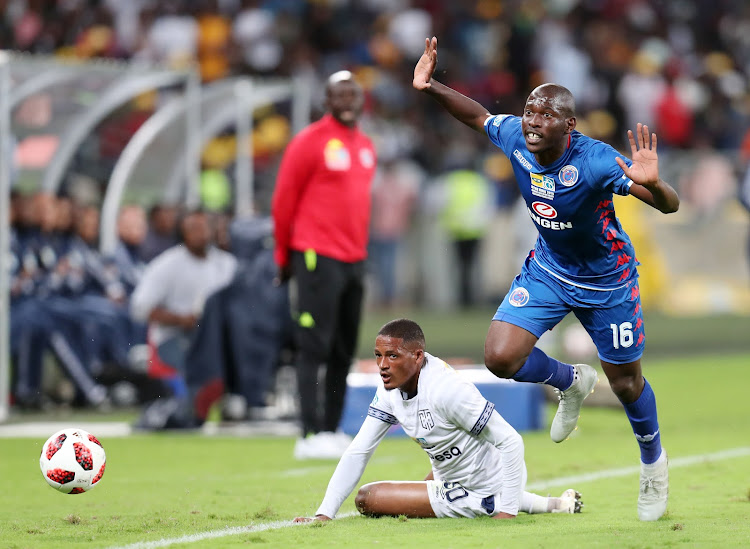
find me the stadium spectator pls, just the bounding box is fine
[367,158,422,308]
[113,204,149,296]
[63,205,139,378]
[141,203,179,262]
[413,37,679,521]
[293,318,583,522]
[434,166,494,308]
[130,209,236,429]
[272,70,377,459]
[11,193,108,408]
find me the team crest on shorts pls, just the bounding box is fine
[509,287,530,307]
[558,165,579,187]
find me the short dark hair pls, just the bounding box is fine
[378,318,426,349]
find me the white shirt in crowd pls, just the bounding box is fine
[130,244,237,346]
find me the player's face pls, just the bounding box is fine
[326,80,364,127]
[521,90,575,164]
[374,335,423,396]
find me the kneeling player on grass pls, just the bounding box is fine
[294,318,582,522]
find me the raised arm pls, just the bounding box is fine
[413,37,491,133]
[616,123,680,214]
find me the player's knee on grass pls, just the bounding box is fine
[355,482,381,516]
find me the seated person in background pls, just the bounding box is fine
[295,318,582,522]
[130,209,237,428]
[140,203,179,262]
[113,204,149,296]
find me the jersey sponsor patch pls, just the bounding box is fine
[324,138,351,170]
[530,173,555,199]
[531,201,557,219]
[509,287,530,307]
[527,207,573,230]
[559,165,578,187]
[413,437,436,449]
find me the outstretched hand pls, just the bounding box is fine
[616,123,659,189]
[413,37,438,91]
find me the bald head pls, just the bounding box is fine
[325,70,364,127]
[527,84,576,118]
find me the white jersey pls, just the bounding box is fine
[316,353,525,518]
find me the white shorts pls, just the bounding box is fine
[427,467,528,518]
[426,481,501,518]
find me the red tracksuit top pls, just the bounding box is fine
[272,113,377,268]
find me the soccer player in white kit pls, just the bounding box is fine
[294,319,582,522]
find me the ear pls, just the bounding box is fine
[413,347,425,367]
[566,116,577,134]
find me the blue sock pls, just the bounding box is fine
[512,347,575,391]
[622,378,662,464]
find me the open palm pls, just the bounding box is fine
[616,123,659,188]
[413,37,438,91]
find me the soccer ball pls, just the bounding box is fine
[39,428,106,494]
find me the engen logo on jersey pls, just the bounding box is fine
[530,173,555,199]
[531,201,557,219]
[527,202,573,230]
[509,287,530,307]
[559,165,579,187]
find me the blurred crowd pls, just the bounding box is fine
[5,0,750,415]
[9,191,290,425]
[4,0,750,168]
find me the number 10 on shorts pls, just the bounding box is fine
[610,322,634,349]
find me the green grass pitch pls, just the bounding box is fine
[1,352,749,548]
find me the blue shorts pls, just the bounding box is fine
[493,257,645,364]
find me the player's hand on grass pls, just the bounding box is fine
[413,37,438,91]
[616,123,659,189]
[293,515,331,523]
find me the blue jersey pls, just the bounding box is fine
[485,115,637,290]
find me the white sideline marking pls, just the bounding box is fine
[107,513,358,549]
[110,446,750,549]
[0,421,132,438]
[526,446,750,491]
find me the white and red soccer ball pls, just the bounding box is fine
[39,428,106,494]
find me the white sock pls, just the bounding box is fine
[519,491,550,514]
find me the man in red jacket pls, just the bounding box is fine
[272,70,377,459]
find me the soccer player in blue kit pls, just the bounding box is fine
[413,37,680,521]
